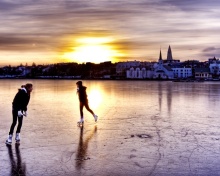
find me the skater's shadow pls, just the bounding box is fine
[6,144,26,176]
[75,125,97,170]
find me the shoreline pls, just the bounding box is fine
[0,77,219,82]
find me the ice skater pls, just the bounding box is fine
[76,81,98,124]
[5,83,33,145]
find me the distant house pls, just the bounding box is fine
[117,61,152,79]
[116,61,140,76]
[209,57,220,76]
[194,68,212,79]
[103,75,111,79]
[16,66,31,77]
[126,67,153,79]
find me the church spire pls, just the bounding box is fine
[158,48,163,64]
[159,49,162,60]
[167,45,173,61]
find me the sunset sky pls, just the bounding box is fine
[1,0,220,66]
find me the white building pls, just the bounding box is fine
[123,46,180,79]
[209,58,220,75]
[153,64,174,79]
[126,67,153,79]
[152,50,174,79]
[172,67,192,78]
[16,66,31,76]
[116,61,140,76]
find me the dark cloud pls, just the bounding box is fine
[0,0,220,63]
[203,47,217,52]
[0,1,20,11]
[0,34,59,51]
[162,0,220,11]
[203,53,220,59]
[202,46,220,58]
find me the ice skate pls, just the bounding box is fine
[15,133,20,144]
[77,118,84,127]
[93,114,98,122]
[5,134,13,145]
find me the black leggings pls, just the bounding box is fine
[80,101,94,118]
[9,110,23,135]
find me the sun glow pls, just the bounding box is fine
[88,89,103,109]
[63,37,123,63]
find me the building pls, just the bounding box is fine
[209,57,220,76]
[172,66,192,78]
[194,68,212,80]
[167,45,173,61]
[116,61,140,77]
[126,67,153,79]
[163,45,180,64]
[153,49,174,79]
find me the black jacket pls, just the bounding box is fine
[77,86,88,103]
[12,88,30,111]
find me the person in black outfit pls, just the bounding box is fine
[76,81,98,124]
[5,83,33,145]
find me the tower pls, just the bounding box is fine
[167,45,173,61]
[158,49,163,64]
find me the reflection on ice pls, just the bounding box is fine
[75,126,97,170]
[6,144,26,176]
[0,80,220,175]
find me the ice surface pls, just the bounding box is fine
[0,80,220,176]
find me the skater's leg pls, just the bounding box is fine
[84,102,94,115]
[84,102,98,121]
[84,101,98,122]
[9,110,18,135]
[80,102,84,118]
[78,102,84,124]
[16,115,23,133]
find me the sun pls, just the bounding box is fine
[63,37,123,63]
[70,45,112,63]
[87,89,103,109]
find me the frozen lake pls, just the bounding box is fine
[0,80,220,175]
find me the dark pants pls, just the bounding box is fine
[80,101,94,118]
[9,110,23,135]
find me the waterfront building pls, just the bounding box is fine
[117,61,152,78]
[116,61,140,76]
[209,57,220,76]
[126,67,153,79]
[208,56,218,64]
[194,68,212,80]
[172,67,192,78]
[152,50,174,79]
